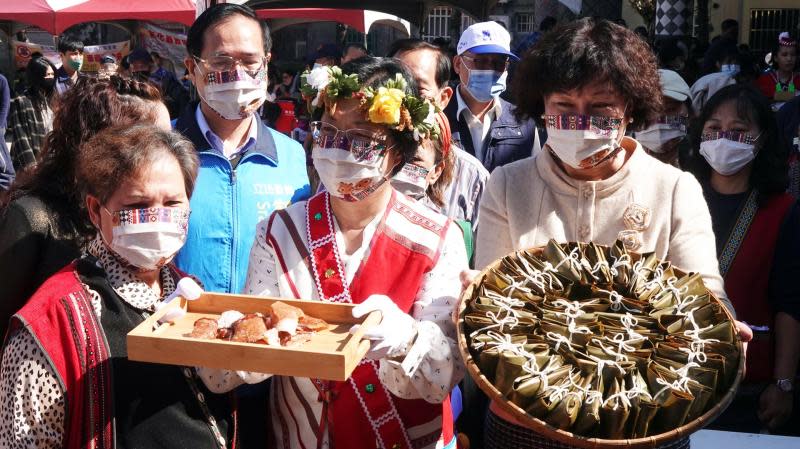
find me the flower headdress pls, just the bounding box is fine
[300,65,439,142]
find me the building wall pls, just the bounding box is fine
[622,0,800,44]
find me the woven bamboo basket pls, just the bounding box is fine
[456,245,744,449]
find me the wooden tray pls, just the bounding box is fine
[127,292,380,381]
[456,246,744,449]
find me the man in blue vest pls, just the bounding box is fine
[445,21,540,172]
[174,4,311,293]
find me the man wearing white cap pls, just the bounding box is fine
[444,21,540,172]
[632,69,692,167]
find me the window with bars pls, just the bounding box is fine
[516,13,535,33]
[461,14,476,34]
[344,28,365,45]
[749,8,800,57]
[423,6,453,41]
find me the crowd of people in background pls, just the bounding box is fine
[0,3,798,448]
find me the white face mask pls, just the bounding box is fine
[699,134,758,176]
[543,114,624,169]
[100,207,190,271]
[391,163,430,200]
[635,122,686,154]
[312,145,388,202]
[196,66,268,120]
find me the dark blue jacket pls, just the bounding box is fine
[444,89,540,172]
[173,104,310,293]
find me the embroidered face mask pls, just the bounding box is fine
[196,67,268,120]
[391,163,430,200]
[313,145,389,201]
[635,116,687,153]
[699,131,759,176]
[100,207,190,271]
[543,114,624,169]
[311,121,392,201]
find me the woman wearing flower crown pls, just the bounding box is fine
[756,32,799,110]
[198,57,467,449]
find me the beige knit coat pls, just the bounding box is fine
[475,137,734,316]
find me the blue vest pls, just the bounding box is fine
[444,92,539,173]
[174,105,310,293]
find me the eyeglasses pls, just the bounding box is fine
[461,54,510,71]
[193,55,268,75]
[311,121,390,162]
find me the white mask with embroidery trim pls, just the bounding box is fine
[100,207,190,271]
[196,67,268,120]
[312,145,387,202]
[544,114,624,169]
[699,136,758,176]
[635,125,686,153]
[391,163,430,200]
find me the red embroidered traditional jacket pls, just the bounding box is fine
[263,191,459,449]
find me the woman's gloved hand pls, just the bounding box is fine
[350,294,417,360]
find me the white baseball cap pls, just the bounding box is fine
[658,69,690,102]
[457,21,519,61]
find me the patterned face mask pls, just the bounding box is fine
[312,144,388,202]
[100,207,190,271]
[543,114,624,169]
[635,116,688,153]
[196,67,268,120]
[699,131,760,176]
[391,163,431,200]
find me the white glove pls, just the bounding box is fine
[350,294,417,360]
[156,277,203,323]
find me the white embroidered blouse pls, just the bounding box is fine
[197,198,468,449]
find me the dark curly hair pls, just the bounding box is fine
[2,76,164,239]
[338,56,421,176]
[686,84,788,203]
[512,18,663,131]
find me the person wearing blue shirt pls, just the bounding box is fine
[174,4,310,294]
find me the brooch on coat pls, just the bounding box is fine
[617,196,651,251]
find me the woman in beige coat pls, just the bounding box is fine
[468,17,753,449]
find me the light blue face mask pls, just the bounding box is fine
[720,64,740,76]
[464,68,507,103]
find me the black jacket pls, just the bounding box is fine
[444,88,540,172]
[0,194,81,335]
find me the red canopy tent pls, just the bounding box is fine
[255,8,411,36]
[0,0,196,35]
[248,1,498,25]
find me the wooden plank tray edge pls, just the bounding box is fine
[127,294,379,381]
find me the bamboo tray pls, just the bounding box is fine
[127,292,379,381]
[456,246,744,449]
